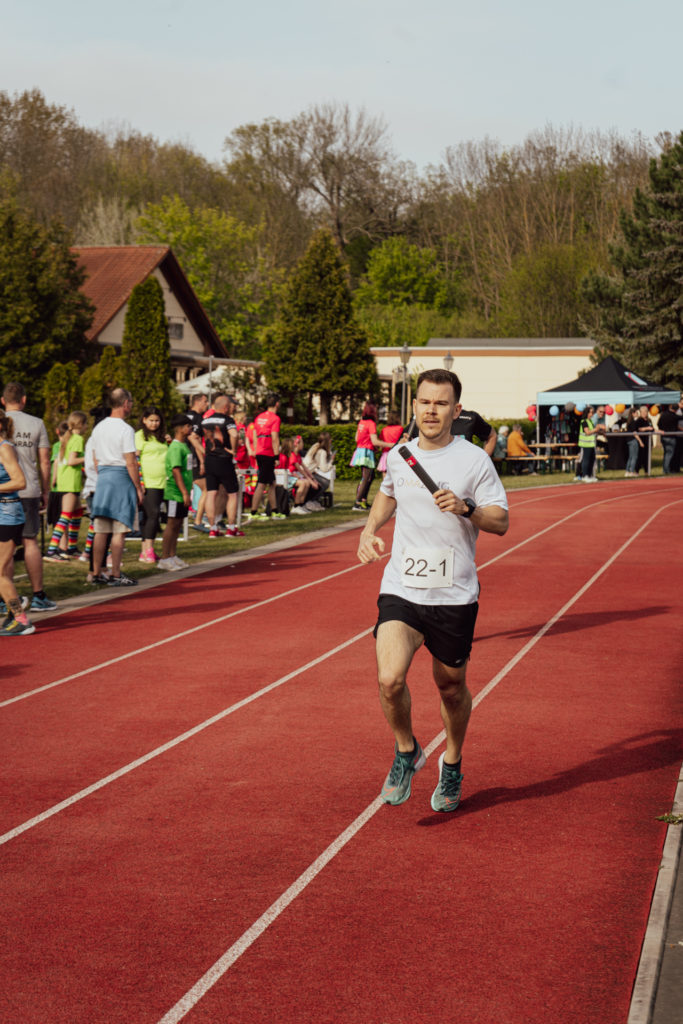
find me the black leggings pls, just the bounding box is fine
[356,468,375,503]
[141,488,164,540]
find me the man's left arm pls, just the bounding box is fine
[433,489,509,536]
[483,428,497,457]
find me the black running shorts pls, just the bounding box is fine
[256,455,276,486]
[374,594,479,668]
[205,454,239,494]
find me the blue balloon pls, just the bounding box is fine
[575,403,585,413]
[549,405,559,416]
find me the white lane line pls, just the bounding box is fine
[0,628,373,848]
[157,498,682,1024]
[0,560,377,709]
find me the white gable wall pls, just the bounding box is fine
[96,268,205,356]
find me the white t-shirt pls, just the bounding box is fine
[5,410,49,498]
[90,416,136,468]
[379,436,508,606]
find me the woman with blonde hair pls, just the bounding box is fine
[45,411,88,560]
[0,410,35,635]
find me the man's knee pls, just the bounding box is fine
[377,668,408,702]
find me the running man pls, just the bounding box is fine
[357,369,509,812]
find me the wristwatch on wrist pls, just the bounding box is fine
[461,498,476,519]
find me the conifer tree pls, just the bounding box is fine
[583,132,683,386]
[120,276,175,419]
[265,229,377,422]
[43,362,82,436]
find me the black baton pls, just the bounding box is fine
[398,446,439,494]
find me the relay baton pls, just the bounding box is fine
[398,446,439,494]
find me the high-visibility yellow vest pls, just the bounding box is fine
[578,418,595,449]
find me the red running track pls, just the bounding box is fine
[1,479,682,1024]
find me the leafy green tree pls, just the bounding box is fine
[136,195,280,358]
[0,179,95,405]
[43,361,82,436]
[496,242,599,337]
[120,276,175,419]
[354,236,460,311]
[583,131,683,386]
[265,230,378,423]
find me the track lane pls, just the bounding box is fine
[3,484,672,837]
[1,485,680,1022]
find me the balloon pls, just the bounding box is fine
[549,405,559,416]
[565,402,575,412]
[605,405,614,415]
[650,405,659,416]
[575,403,585,413]
[615,403,625,413]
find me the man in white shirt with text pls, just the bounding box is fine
[357,369,509,812]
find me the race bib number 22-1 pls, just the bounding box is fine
[400,546,454,589]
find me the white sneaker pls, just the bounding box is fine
[583,476,598,483]
[290,506,310,515]
[158,557,181,571]
[172,556,188,568]
[573,475,583,482]
[304,500,323,511]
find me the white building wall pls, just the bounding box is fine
[372,346,594,419]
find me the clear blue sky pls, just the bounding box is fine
[3,0,681,167]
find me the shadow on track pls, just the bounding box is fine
[417,728,683,827]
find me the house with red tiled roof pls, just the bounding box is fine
[72,246,231,381]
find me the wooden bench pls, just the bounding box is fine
[494,455,549,475]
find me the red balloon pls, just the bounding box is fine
[605,405,614,415]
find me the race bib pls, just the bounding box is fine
[400,546,454,589]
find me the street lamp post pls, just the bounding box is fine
[399,345,411,425]
[443,351,454,372]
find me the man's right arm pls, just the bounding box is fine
[357,490,396,564]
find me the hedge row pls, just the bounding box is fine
[281,417,535,480]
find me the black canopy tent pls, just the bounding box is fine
[537,355,680,409]
[535,355,680,469]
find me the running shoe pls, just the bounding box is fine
[0,615,35,636]
[107,572,138,587]
[191,522,210,533]
[304,500,323,512]
[157,558,181,572]
[0,596,30,614]
[44,550,70,562]
[172,556,189,568]
[430,752,463,813]
[208,529,223,538]
[29,594,58,612]
[381,739,426,805]
[290,506,310,515]
[352,504,366,512]
[270,512,287,520]
[225,527,245,537]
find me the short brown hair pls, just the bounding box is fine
[2,382,25,404]
[416,368,462,403]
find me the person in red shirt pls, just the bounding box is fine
[288,435,322,513]
[350,403,392,511]
[247,393,285,520]
[377,409,405,474]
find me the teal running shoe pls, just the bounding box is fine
[430,752,463,813]
[381,740,425,805]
